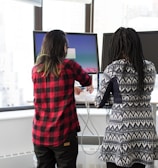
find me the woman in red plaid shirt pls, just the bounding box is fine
[32,30,93,168]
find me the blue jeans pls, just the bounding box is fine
[34,132,78,168]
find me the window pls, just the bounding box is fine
[43,0,86,32]
[0,0,34,108]
[0,0,89,109]
[94,0,158,68]
[2,0,158,109]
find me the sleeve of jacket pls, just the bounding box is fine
[94,64,114,108]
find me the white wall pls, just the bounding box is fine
[0,108,109,157]
[0,110,34,156]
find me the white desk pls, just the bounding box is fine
[151,89,158,130]
[151,91,158,168]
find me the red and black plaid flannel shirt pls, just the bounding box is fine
[32,59,92,147]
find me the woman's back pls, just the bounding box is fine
[32,59,92,147]
[95,58,158,167]
[108,59,156,105]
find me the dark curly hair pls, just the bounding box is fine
[108,27,146,95]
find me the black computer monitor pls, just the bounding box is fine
[33,31,100,73]
[101,33,113,71]
[101,31,158,73]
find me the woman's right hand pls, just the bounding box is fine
[86,85,94,94]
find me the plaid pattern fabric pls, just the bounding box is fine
[32,59,92,147]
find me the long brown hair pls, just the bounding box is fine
[35,30,68,77]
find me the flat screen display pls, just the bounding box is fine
[101,31,158,73]
[33,31,100,73]
[101,33,112,72]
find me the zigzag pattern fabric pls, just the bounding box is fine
[95,59,158,167]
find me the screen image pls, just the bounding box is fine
[101,31,158,73]
[33,31,100,73]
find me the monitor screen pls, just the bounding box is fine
[101,31,158,73]
[33,31,100,73]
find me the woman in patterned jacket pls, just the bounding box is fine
[94,27,158,168]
